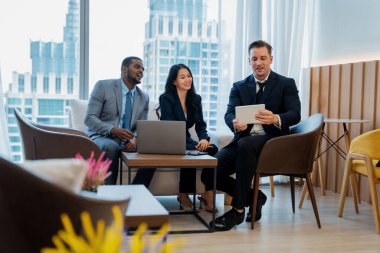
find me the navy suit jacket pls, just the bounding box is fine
[225,71,301,145]
[159,92,209,150]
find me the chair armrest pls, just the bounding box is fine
[208,130,234,149]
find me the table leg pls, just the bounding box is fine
[212,166,216,231]
[119,158,123,185]
[128,166,131,184]
[318,123,326,196]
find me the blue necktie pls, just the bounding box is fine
[122,91,132,130]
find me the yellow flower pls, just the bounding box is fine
[41,206,185,253]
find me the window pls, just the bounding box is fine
[177,42,186,56]
[56,77,61,93]
[188,22,192,36]
[67,77,73,94]
[12,155,21,162]
[31,76,37,92]
[37,117,66,125]
[24,108,32,115]
[7,117,16,124]
[24,98,32,105]
[158,16,163,35]
[168,17,173,35]
[43,76,49,93]
[189,42,200,57]
[160,40,169,47]
[178,20,183,35]
[8,127,19,133]
[38,99,64,115]
[11,146,21,152]
[211,52,218,58]
[18,74,25,93]
[9,136,21,143]
[211,43,218,50]
[7,98,21,105]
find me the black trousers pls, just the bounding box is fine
[215,135,271,209]
[179,144,218,193]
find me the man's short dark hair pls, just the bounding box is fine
[248,40,273,56]
[121,56,143,68]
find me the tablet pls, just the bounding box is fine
[235,104,265,124]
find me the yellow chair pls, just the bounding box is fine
[338,129,380,234]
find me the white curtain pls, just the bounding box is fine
[234,0,315,183]
[0,65,10,159]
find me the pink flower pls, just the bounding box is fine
[76,151,112,191]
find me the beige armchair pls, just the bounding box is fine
[14,108,100,160]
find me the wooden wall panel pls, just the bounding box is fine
[309,60,380,202]
[320,66,331,189]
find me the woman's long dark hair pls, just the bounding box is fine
[156,64,199,120]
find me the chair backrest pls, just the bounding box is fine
[14,108,100,160]
[0,157,129,252]
[349,129,380,160]
[257,113,323,175]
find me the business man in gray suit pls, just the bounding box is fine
[85,56,150,184]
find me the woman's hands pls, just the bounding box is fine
[196,139,212,151]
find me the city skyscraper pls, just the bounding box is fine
[4,0,79,162]
[142,0,220,130]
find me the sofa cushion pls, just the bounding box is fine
[20,158,88,192]
[70,99,88,131]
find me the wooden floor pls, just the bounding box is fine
[125,185,380,253]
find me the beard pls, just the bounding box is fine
[126,71,141,84]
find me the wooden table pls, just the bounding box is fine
[97,185,169,229]
[120,152,218,233]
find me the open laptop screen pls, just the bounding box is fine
[137,120,186,155]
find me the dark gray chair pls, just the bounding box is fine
[14,108,100,160]
[251,113,323,229]
[0,156,129,252]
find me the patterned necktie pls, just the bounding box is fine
[122,91,133,130]
[256,82,265,104]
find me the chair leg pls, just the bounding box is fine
[290,176,295,213]
[305,174,321,228]
[269,176,275,197]
[350,173,359,214]
[251,174,260,230]
[338,157,352,217]
[299,160,318,208]
[365,159,380,234]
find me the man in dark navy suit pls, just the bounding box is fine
[212,40,301,231]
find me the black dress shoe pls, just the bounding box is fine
[246,191,267,222]
[210,208,245,231]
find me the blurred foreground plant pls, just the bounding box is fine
[41,206,185,253]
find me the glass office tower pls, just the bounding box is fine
[143,0,220,130]
[4,0,79,162]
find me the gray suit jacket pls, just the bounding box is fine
[84,78,149,140]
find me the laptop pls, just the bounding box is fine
[137,120,186,155]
